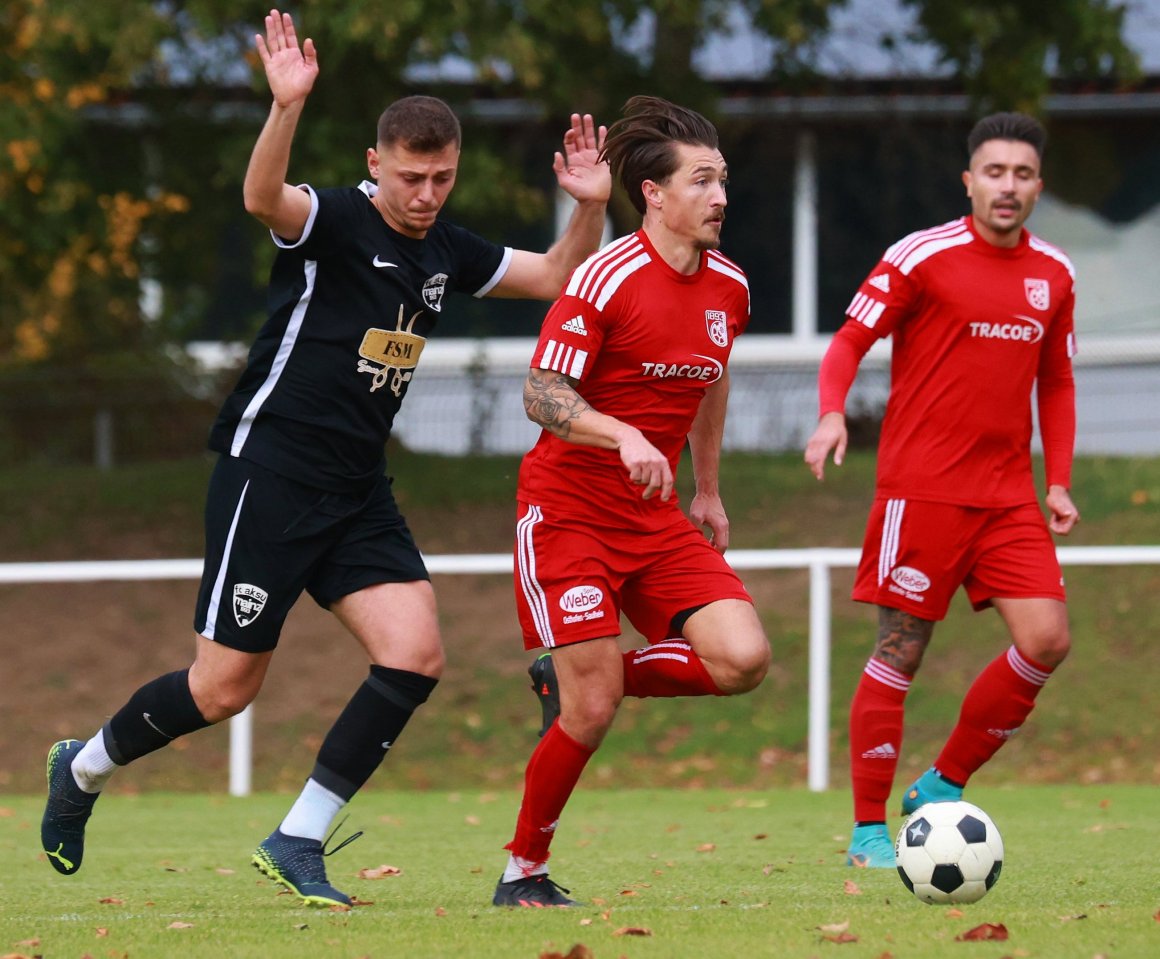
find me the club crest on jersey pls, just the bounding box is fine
[1024,278,1050,311]
[233,583,268,628]
[705,310,729,347]
[422,273,449,312]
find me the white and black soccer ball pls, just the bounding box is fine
[895,800,1004,905]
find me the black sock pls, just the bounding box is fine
[311,665,438,800]
[104,669,212,765]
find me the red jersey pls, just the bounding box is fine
[518,229,750,529]
[819,216,1077,507]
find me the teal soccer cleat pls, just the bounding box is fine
[846,823,897,868]
[901,766,964,816]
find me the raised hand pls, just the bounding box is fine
[553,113,610,204]
[255,9,319,108]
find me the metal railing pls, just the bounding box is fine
[6,544,1159,795]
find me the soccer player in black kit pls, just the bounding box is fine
[40,9,610,907]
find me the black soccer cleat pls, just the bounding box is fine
[529,652,560,737]
[252,826,361,907]
[493,872,582,908]
[41,739,100,875]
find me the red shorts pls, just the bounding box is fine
[514,501,752,650]
[852,498,1066,621]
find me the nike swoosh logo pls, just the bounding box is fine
[373,256,398,268]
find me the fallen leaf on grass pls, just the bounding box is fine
[753,833,768,840]
[1059,914,1087,922]
[618,890,638,897]
[843,880,862,895]
[818,921,849,934]
[0,807,14,816]
[946,908,965,919]
[293,924,309,931]
[95,928,108,937]
[14,940,40,948]
[955,923,1008,942]
[358,864,402,879]
[1153,909,1160,922]
[167,921,195,929]
[538,945,594,959]
[349,896,375,907]
[215,868,235,876]
[695,843,716,853]
[98,897,124,905]
[2,953,38,959]
[821,932,859,944]
[434,907,447,917]
[579,918,593,927]
[612,927,652,937]
[464,815,481,826]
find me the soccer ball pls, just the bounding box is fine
[895,801,1004,905]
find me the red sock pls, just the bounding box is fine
[850,659,911,822]
[621,639,723,698]
[506,721,595,864]
[935,646,1053,785]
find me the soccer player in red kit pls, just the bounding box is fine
[492,96,771,907]
[805,112,1080,868]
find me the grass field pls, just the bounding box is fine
[2,452,1159,957]
[3,786,1158,959]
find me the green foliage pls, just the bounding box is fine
[901,0,1141,113]
[2,787,1159,957]
[0,0,1145,362]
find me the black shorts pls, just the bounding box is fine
[194,455,428,653]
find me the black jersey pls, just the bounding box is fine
[210,181,510,491]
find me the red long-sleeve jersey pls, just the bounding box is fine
[819,216,1077,507]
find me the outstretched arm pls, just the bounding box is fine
[243,9,319,240]
[491,114,610,300]
[523,367,672,501]
[688,373,731,552]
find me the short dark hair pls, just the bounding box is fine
[600,96,720,216]
[376,96,462,152]
[967,112,1046,160]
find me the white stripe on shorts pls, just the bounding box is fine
[202,479,250,640]
[516,504,554,647]
[878,498,906,585]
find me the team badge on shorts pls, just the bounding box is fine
[233,583,268,627]
[1024,278,1050,311]
[705,310,729,347]
[422,273,449,312]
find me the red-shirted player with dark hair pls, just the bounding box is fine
[492,96,771,907]
[805,112,1080,868]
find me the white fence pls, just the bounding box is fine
[6,544,1160,796]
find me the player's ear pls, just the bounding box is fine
[642,179,663,210]
[961,169,972,198]
[367,147,380,178]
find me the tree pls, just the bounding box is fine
[0,0,1144,364]
[900,0,1141,113]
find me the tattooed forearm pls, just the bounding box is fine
[873,606,935,673]
[524,367,591,439]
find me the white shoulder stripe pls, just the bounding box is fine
[884,218,966,265]
[584,242,649,301]
[565,234,640,298]
[706,253,748,290]
[593,252,651,311]
[1028,235,1076,281]
[707,248,746,277]
[892,230,974,275]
